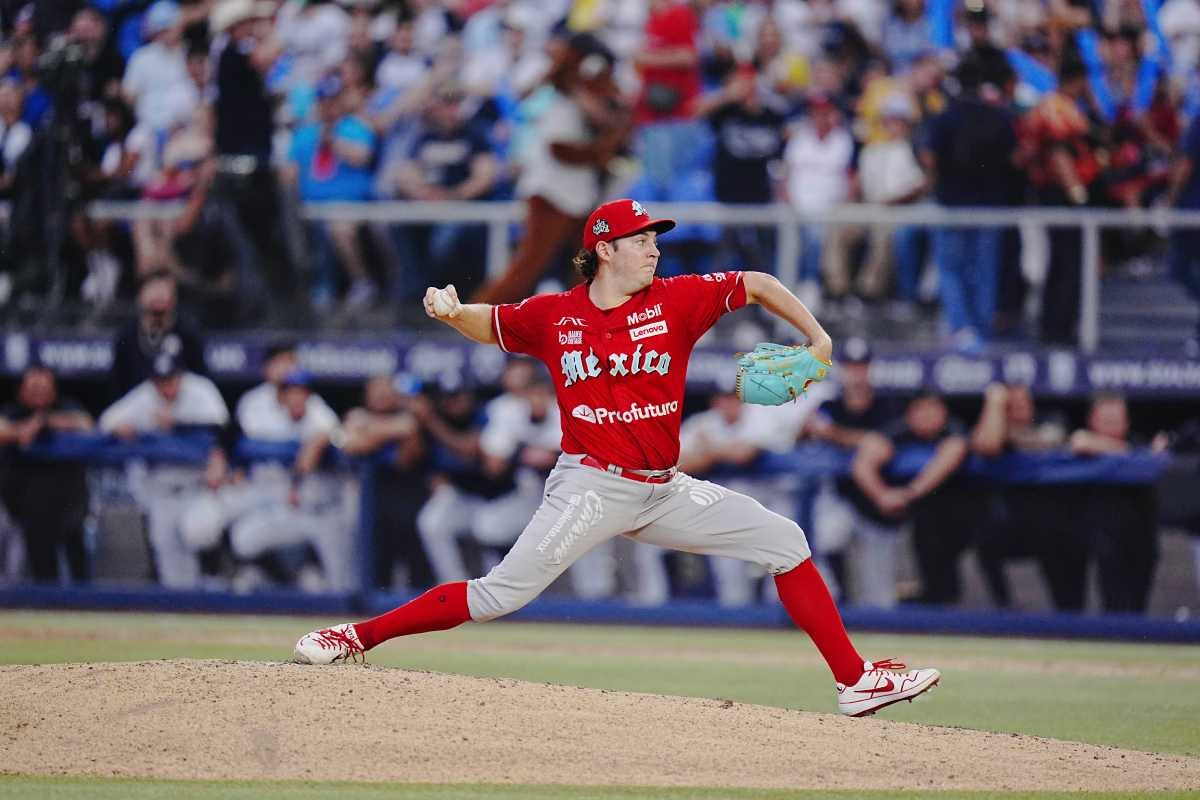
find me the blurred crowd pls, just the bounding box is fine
[1,275,1197,613]
[4,0,1200,346]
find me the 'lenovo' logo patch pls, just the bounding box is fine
[629,320,668,341]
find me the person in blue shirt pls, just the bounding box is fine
[285,73,379,311]
[387,81,497,299]
[923,55,1019,350]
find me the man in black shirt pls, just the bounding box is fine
[0,364,94,583]
[960,1,1014,95]
[695,66,786,269]
[210,0,302,324]
[924,55,1019,348]
[850,390,969,605]
[111,271,206,398]
[391,82,497,296]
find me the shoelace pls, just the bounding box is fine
[837,658,911,692]
[312,628,366,663]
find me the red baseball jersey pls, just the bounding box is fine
[492,272,747,470]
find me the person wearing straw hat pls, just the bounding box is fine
[209,0,304,324]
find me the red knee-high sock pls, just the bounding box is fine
[353,581,471,650]
[774,560,865,685]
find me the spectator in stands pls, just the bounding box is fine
[700,0,767,64]
[8,34,48,128]
[880,0,932,72]
[694,64,786,272]
[828,90,927,309]
[338,52,375,120]
[1160,0,1200,86]
[961,0,1014,94]
[1021,58,1098,344]
[633,0,705,198]
[276,0,350,93]
[851,390,969,606]
[371,12,445,143]
[226,368,349,593]
[111,39,209,280]
[121,2,196,135]
[752,16,808,104]
[461,4,547,102]
[340,372,431,590]
[99,353,229,588]
[60,6,125,109]
[111,271,206,398]
[474,33,629,304]
[390,81,497,296]
[970,382,1087,611]
[283,73,378,312]
[0,364,93,584]
[807,339,903,605]
[0,77,30,199]
[924,55,1018,349]
[343,2,380,73]
[210,0,302,325]
[95,97,139,196]
[375,11,427,101]
[1164,95,1200,357]
[784,93,853,313]
[1069,392,1159,613]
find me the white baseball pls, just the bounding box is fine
[432,288,455,317]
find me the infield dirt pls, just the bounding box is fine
[1,659,1196,792]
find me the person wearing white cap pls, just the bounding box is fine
[99,353,230,589]
[122,2,197,133]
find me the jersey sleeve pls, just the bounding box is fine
[667,271,747,341]
[492,294,555,358]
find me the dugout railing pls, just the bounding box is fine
[1,432,1196,643]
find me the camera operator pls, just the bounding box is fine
[8,7,125,307]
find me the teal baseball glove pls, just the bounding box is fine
[734,342,833,405]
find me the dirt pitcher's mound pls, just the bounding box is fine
[0,660,1196,791]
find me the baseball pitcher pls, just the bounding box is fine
[295,198,940,716]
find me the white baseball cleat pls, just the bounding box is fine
[837,659,940,717]
[293,622,366,665]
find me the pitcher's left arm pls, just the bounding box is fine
[743,271,832,363]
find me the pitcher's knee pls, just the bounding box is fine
[466,574,542,622]
[753,518,813,575]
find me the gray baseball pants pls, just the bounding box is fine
[467,453,812,622]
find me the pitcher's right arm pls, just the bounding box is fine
[423,285,497,346]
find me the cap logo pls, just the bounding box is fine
[591,219,610,236]
[631,200,647,217]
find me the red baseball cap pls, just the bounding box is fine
[582,198,676,251]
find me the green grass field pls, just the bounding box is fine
[2,610,1198,799]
